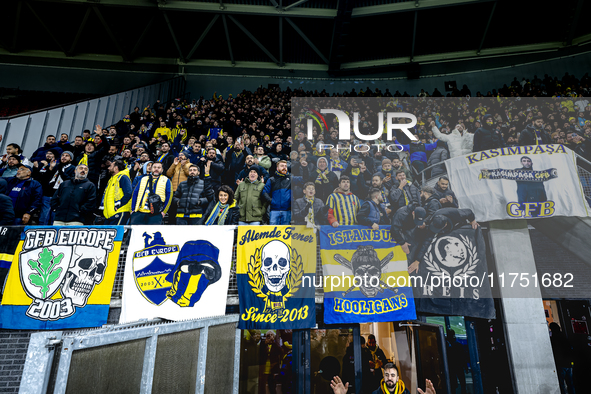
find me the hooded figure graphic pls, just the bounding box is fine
[515,156,548,203]
[166,240,222,307]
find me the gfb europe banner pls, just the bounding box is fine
[237,226,316,329]
[320,226,416,324]
[0,226,123,330]
[120,226,234,323]
[0,226,24,292]
[445,144,588,221]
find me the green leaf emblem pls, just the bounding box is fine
[27,248,64,299]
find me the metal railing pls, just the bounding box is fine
[20,314,240,394]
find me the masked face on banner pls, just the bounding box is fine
[237,226,316,329]
[120,226,234,323]
[0,226,123,330]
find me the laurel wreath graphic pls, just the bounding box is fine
[247,245,304,302]
[424,234,478,278]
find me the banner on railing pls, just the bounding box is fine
[120,226,234,323]
[0,226,124,330]
[446,144,589,221]
[237,226,316,329]
[319,225,416,324]
[415,226,495,319]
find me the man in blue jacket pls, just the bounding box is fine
[5,164,43,225]
[262,160,291,225]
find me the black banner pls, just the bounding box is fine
[414,227,495,319]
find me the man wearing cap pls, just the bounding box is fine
[358,188,389,230]
[237,154,270,184]
[51,164,97,226]
[473,114,504,153]
[5,164,43,225]
[0,155,21,178]
[428,207,479,236]
[519,116,552,146]
[235,165,266,226]
[420,186,442,217]
[390,205,427,254]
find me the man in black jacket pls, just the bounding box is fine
[358,188,389,230]
[389,170,420,213]
[75,126,110,187]
[198,148,225,192]
[420,186,442,217]
[293,182,325,226]
[51,164,97,225]
[519,116,552,146]
[473,114,504,152]
[390,205,427,255]
[433,177,458,208]
[173,165,212,225]
[0,178,15,225]
[428,208,479,235]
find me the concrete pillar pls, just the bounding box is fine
[488,220,560,394]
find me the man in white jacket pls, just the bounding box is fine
[430,121,474,158]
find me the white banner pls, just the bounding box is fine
[120,226,235,323]
[445,144,589,221]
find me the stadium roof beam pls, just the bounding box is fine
[341,41,566,70]
[284,0,309,11]
[227,15,279,65]
[187,15,219,61]
[351,0,494,18]
[130,14,156,61]
[33,0,337,18]
[12,1,23,53]
[269,0,281,10]
[477,1,496,55]
[92,6,129,62]
[24,1,67,55]
[162,10,186,63]
[285,17,328,64]
[67,6,92,57]
[411,11,418,61]
[566,0,584,46]
[279,17,284,67]
[222,15,235,66]
[328,0,354,73]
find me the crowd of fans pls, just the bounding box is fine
[0,71,590,227]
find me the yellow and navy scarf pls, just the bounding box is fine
[379,379,406,394]
[315,169,330,184]
[79,154,88,166]
[204,199,235,225]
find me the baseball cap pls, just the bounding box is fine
[429,214,453,234]
[413,207,427,226]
